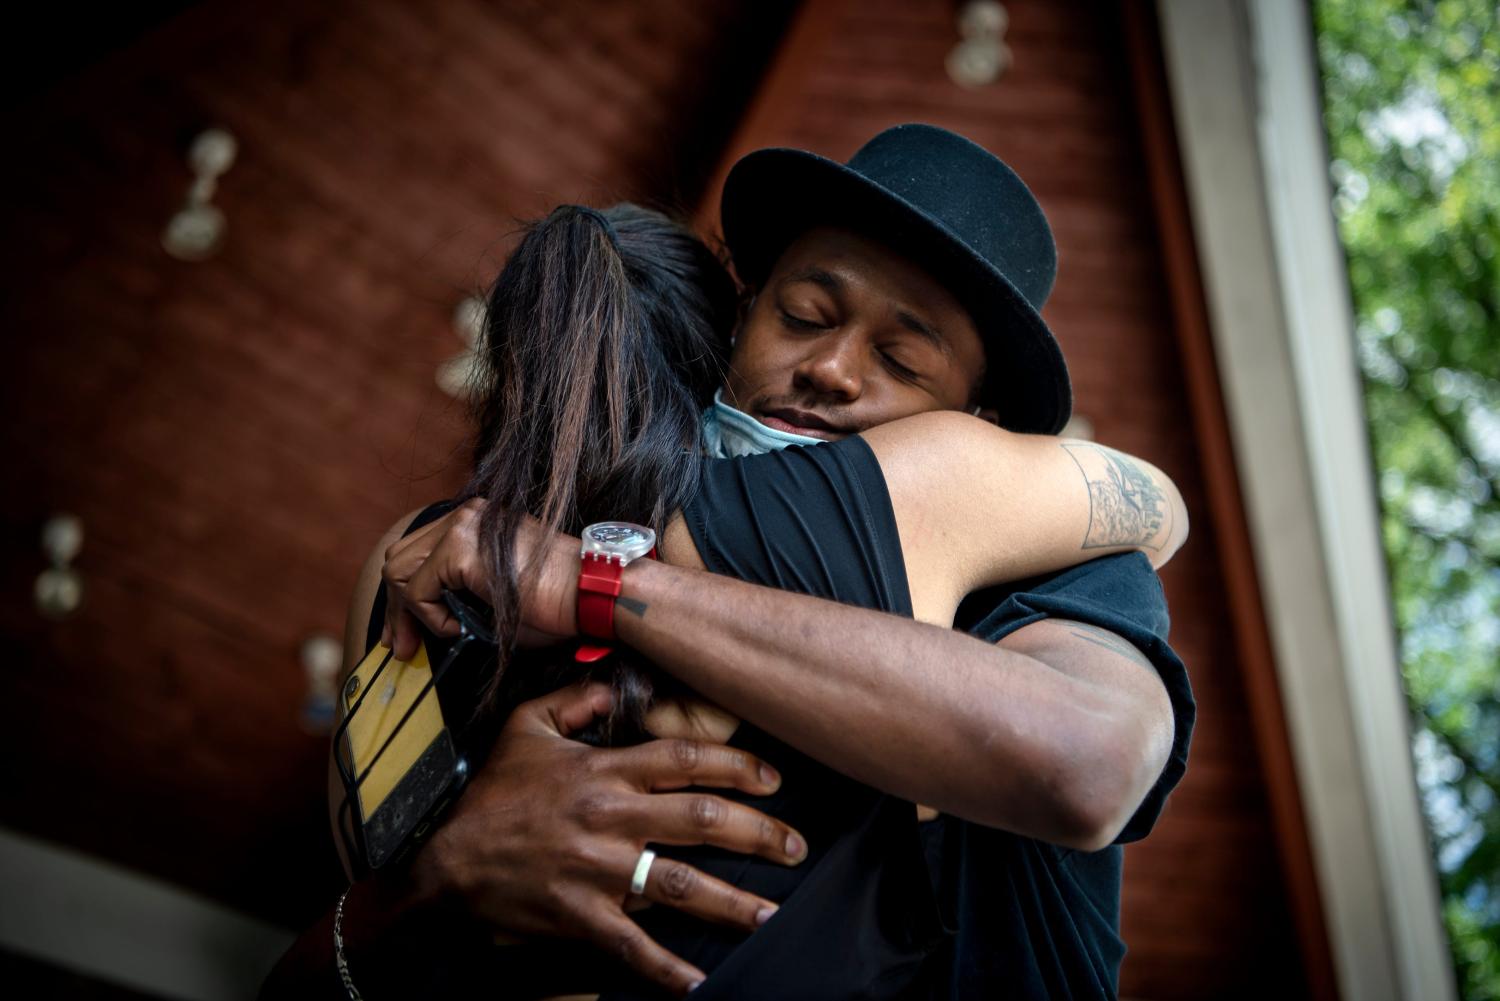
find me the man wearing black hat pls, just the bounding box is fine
[719,122,1071,438]
[279,124,1193,1000]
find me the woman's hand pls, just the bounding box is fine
[380,498,581,660]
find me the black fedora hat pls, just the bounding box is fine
[720,123,1071,435]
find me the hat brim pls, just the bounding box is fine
[721,147,1072,435]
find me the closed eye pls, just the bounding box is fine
[880,351,919,381]
[779,309,826,332]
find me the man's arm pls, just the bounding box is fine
[387,507,1176,851]
[611,563,1174,850]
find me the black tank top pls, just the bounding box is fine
[366,436,948,999]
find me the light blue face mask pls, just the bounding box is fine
[700,388,825,458]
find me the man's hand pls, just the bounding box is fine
[381,498,577,661]
[408,682,805,996]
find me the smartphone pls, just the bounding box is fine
[334,591,495,873]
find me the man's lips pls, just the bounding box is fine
[759,408,849,439]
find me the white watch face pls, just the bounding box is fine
[580,521,656,563]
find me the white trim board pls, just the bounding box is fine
[1154,1,1454,999]
[0,825,294,1001]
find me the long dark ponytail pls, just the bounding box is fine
[459,203,736,743]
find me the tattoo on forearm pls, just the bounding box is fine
[616,596,649,619]
[1064,621,1152,668]
[1061,443,1170,550]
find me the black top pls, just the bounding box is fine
[677,438,1195,1000]
[918,559,1195,999]
[368,435,1193,999]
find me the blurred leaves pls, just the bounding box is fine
[1314,0,1500,995]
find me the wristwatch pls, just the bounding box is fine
[575,521,656,663]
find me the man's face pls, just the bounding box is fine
[723,226,987,439]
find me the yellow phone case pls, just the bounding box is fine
[343,642,447,819]
[339,642,465,868]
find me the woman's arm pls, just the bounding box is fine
[860,410,1188,624]
[326,509,426,880]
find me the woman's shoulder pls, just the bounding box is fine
[858,409,1023,461]
[856,411,1036,524]
[857,412,1061,621]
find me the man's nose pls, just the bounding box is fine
[793,333,863,400]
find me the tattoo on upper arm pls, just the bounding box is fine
[617,596,649,619]
[1063,621,1152,669]
[1061,443,1171,551]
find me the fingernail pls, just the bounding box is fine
[687,980,703,993]
[755,906,776,926]
[759,765,780,789]
[785,834,805,860]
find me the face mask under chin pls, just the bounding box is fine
[700,388,826,458]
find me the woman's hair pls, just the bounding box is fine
[458,203,737,743]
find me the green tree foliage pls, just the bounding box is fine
[1313,1,1500,995]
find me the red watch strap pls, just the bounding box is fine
[574,547,655,664]
[577,554,624,642]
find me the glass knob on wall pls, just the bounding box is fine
[947,1,1011,88]
[300,633,344,734]
[162,126,237,262]
[35,513,83,620]
[436,295,487,398]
